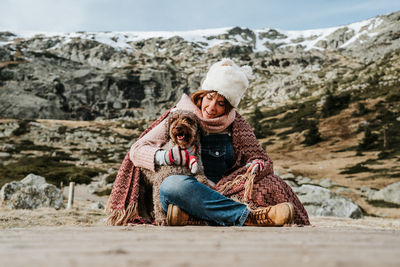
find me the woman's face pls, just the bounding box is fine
[201,92,226,119]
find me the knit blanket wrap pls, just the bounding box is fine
[105,109,310,226]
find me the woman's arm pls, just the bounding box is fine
[129,119,167,171]
[232,113,274,176]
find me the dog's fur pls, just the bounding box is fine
[141,110,208,225]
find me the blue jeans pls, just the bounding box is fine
[159,175,250,226]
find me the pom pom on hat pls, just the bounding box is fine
[240,65,253,80]
[201,58,252,108]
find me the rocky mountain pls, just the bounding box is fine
[1,11,399,120]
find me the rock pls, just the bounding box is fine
[318,27,355,49]
[86,202,105,210]
[293,184,363,219]
[90,186,112,196]
[280,173,298,187]
[280,173,295,180]
[284,180,298,188]
[21,173,46,187]
[0,143,15,151]
[0,46,13,61]
[0,122,19,137]
[0,152,11,158]
[87,173,113,197]
[369,182,400,206]
[107,168,116,174]
[295,176,313,185]
[335,187,354,194]
[318,178,337,188]
[360,186,378,198]
[0,173,64,209]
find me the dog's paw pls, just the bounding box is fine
[196,176,210,186]
[155,218,167,226]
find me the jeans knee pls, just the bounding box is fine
[159,175,194,200]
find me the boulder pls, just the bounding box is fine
[293,184,363,219]
[0,152,11,159]
[87,182,113,196]
[0,46,13,61]
[0,173,64,209]
[360,186,378,198]
[87,173,114,196]
[369,182,400,206]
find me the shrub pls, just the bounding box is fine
[352,102,369,117]
[358,126,378,150]
[12,120,33,136]
[386,90,400,102]
[0,156,100,188]
[249,106,267,138]
[367,73,380,86]
[321,90,351,118]
[302,120,322,146]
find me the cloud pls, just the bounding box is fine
[255,0,400,30]
[0,0,399,32]
[0,0,92,32]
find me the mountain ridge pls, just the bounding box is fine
[0,11,392,54]
[0,10,399,120]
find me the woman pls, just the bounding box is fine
[106,58,310,226]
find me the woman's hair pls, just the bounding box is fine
[190,90,233,115]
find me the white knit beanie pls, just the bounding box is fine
[201,58,253,108]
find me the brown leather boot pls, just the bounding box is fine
[244,202,294,226]
[166,204,206,226]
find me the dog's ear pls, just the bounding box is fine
[195,117,206,137]
[166,111,182,140]
[165,113,175,141]
[193,115,205,154]
[164,120,170,141]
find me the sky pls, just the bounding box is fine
[0,0,400,32]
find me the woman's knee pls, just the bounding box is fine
[159,175,195,199]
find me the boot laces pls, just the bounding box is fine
[186,215,205,225]
[249,207,274,225]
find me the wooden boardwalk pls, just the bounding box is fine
[1,221,399,267]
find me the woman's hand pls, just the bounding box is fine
[245,159,265,175]
[155,146,199,174]
[164,145,190,166]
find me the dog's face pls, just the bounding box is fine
[166,110,201,150]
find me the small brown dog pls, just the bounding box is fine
[141,110,208,225]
